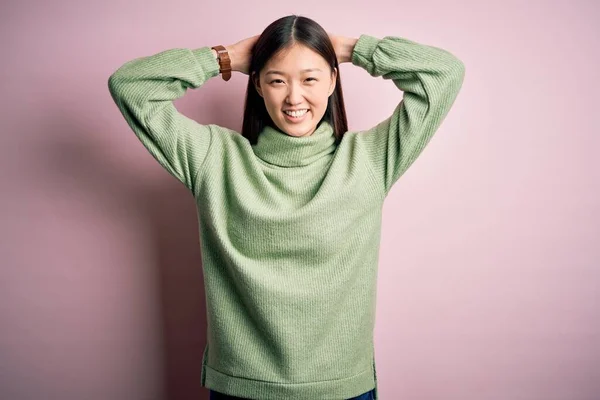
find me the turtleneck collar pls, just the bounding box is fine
[252,120,337,167]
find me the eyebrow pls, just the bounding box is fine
[265,68,323,76]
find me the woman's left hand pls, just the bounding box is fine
[328,33,358,64]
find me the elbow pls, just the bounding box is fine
[435,59,465,102]
[107,61,131,98]
[439,49,465,82]
[455,59,465,78]
[446,58,465,90]
[452,58,465,81]
[107,73,124,100]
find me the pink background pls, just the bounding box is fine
[2,1,599,399]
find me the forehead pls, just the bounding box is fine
[263,44,329,75]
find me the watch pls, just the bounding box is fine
[211,45,232,81]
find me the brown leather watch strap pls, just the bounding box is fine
[211,45,232,81]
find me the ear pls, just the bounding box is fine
[252,72,263,97]
[328,67,338,97]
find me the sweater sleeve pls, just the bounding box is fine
[107,46,220,192]
[351,34,465,196]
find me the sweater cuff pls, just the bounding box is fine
[351,34,380,72]
[191,46,221,80]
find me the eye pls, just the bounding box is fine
[269,77,317,84]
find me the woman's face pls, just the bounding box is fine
[253,44,337,137]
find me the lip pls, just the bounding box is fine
[283,109,309,123]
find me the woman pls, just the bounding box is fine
[108,14,464,400]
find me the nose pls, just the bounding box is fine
[285,81,304,106]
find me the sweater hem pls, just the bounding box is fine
[202,362,377,400]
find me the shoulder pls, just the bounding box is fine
[201,123,253,159]
[205,124,248,146]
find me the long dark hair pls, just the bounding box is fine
[241,15,348,145]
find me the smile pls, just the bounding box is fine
[283,109,309,122]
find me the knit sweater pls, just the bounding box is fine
[108,33,465,400]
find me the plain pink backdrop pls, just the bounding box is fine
[1,1,599,399]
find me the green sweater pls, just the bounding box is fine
[108,33,464,400]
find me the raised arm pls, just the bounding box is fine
[107,46,222,192]
[349,34,465,196]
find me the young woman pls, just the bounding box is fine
[108,14,464,400]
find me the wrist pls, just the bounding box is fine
[339,37,358,63]
[213,45,237,71]
[211,45,234,81]
[224,45,237,72]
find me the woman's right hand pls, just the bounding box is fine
[227,35,260,75]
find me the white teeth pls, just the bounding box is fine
[284,109,308,117]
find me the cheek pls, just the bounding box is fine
[262,91,279,107]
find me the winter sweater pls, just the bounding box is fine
[108,33,465,400]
